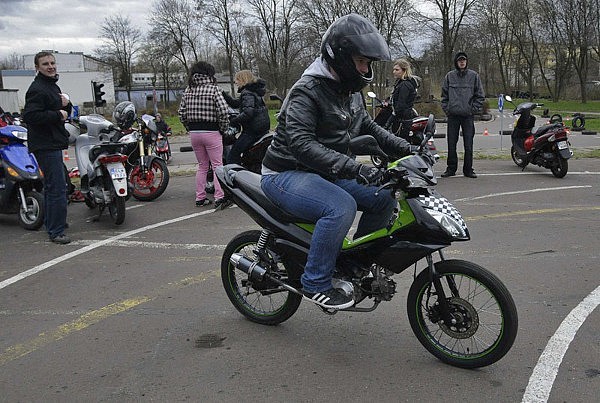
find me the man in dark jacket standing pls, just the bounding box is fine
[23,51,72,244]
[440,51,485,178]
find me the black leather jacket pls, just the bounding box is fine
[263,65,411,180]
[22,74,71,153]
[227,79,270,136]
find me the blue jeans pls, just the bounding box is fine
[34,149,68,239]
[446,115,475,175]
[261,171,396,293]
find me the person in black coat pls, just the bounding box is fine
[23,51,72,244]
[385,58,418,139]
[222,70,270,165]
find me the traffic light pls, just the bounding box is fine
[92,81,106,107]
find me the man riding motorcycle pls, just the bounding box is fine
[260,14,414,310]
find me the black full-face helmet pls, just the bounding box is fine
[113,101,136,130]
[321,13,391,92]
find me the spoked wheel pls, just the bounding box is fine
[221,230,302,325]
[551,157,568,178]
[129,158,170,201]
[18,190,44,230]
[510,146,528,168]
[407,259,518,368]
[108,195,126,225]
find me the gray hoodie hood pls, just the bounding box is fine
[302,57,338,81]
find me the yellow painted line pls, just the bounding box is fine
[0,272,217,367]
[466,206,600,221]
[0,297,150,366]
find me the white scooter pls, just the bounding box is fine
[65,114,129,225]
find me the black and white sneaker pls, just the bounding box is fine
[302,288,354,310]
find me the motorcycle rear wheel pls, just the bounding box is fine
[108,195,126,225]
[407,259,518,369]
[221,230,302,325]
[551,157,568,178]
[18,190,44,230]
[129,158,170,201]
[510,146,528,168]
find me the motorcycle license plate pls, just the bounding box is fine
[557,141,568,150]
[107,163,127,179]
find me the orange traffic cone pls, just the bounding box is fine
[483,128,489,136]
[63,150,70,161]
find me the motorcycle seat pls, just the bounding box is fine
[533,123,562,138]
[228,167,310,224]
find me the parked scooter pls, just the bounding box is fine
[366,91,438,168]
[216,115,518,369]
[153,127,172,163]
[65,115,129,224]
[118,114,170,201]
[504,95,572,178]
[0,124,44,229]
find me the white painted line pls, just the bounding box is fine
[522,285,600,403]
[455,185,592,202]
[68,239,226,250]
[0,209,216,290]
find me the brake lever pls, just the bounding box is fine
[374,180,395,197]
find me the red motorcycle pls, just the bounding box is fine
[153,128,172,163]
[366,92,438,168]
[504,95,572,178]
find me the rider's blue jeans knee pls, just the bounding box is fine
[261,171,396,293]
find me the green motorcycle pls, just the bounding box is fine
[216,115,518,369]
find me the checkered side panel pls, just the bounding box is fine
[417,195,467,230]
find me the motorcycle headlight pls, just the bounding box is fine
[12,130,28,141]
[425,208,468,239]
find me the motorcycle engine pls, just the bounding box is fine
[361,276,396,301]
[332,278,354,297]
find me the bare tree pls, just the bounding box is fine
[247,0,304,94]
[149,0,203,75]
[0,53,24,70]
[96,15,143,100]
[199,0,241,94]
[420,0,479,70]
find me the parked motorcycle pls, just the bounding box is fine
[0,124,44,229]
[505,95,572,178]
[153,128,172,163]
[66,114,129,225]
[216,115,518,369]
[118,114,170,201]
[366,92,438,168]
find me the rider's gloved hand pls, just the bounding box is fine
[410,145,420,153]
[356,164,385,186]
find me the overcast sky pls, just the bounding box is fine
[0,0,150,64]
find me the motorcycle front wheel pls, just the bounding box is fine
[511,146,528,168]
[407,259,518,369]
[551,156,568,178]
[221,230,302,325]
[108,195,126,225]
[18,190,44,230]
[129,158,170,201]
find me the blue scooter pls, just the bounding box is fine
[0,124,44,229]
